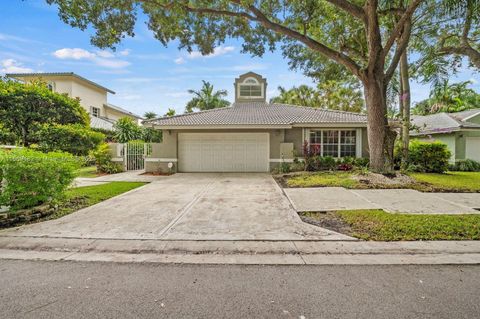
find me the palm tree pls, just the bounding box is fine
[164,108,176,117]
[185,81,230,113]
[413,80,480,115]
[143,111,157,120]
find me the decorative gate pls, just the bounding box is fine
[123,142,151,171]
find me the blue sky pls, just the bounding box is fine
[1,0,479,117]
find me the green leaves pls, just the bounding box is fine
[185,80,230,113]
[0,148,80,210]
[113,117,143,143]
[0,77,90,146]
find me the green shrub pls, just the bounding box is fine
[0,148,80,210]
[36,124,105,156]
[450,159,480,172]
[279,161,291,173]
[90,143,123,174]
[91,127,117,142]
[408,140,451,173]
[114,117,143,143]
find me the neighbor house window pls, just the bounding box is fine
[91,106,100,117]
[238,77,263,98]
[309,130,357,158]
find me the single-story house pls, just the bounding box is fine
[143,72,369,173]
[411,109,480,163]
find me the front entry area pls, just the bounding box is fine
[178,133,270,172]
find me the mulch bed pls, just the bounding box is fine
[299,211,354,236]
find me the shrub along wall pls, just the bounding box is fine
[407,140,451,173]
[0,148,79,210]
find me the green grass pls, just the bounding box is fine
[410,172,480,192]
[335,209,480,241]
[286,171,361,188]
[50,182,146,220]
[75,166,99,178]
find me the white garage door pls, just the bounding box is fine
[466,137,480,162]
[178,133,269,172]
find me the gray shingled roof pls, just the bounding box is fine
[411,110,480,135]
[90,116,115,131]
[145,102,367,127]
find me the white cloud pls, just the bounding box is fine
[188,46,235,59]
[52,47,130,69]
[96,50,115,58]
[0,59,33,73]
[54,48,96,60]
[174,57,186,65]
[468,78,478,84]
[119,49,131,56]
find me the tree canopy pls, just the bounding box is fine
[270,80,364,113]
[185,81,230,113]
[0,77,90,146]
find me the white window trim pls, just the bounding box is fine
[91,106,101,118]
[307,129,362,158]
[237,77,264,99]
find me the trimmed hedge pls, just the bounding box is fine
[0,148,80,210]
[408,140,451,173]
[36,124,105,156]
[450,159,480,172]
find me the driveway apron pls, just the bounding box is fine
[0,174,351,241]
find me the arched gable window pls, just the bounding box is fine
[238,77,263,99]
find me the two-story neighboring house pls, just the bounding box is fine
[6,72,142,130]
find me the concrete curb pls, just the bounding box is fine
[1,237,480,265]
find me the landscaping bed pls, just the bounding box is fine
[300,210,480,241]
[276,171,480,192]
[1,182,146,228]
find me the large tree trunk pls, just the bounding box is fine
[399,51,411,169]
[363,74,388,172]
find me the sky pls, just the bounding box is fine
[0,0,479,117]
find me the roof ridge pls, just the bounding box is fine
[271,102,367,117]
[144,105,232,123]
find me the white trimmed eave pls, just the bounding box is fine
[410,127,480,136]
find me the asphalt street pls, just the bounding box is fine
[0,260,479,319]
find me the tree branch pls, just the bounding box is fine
[325,0,365,20]
[382,0,423,57]
[246,5,362,77]
[385,18,412,82]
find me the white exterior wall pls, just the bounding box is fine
[70,80,108,116]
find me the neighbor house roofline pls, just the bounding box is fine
[104,103,142,119]
[6,72,115,94]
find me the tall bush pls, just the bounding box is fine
[36,124,105,155]
[408,140,451,173]
[0,78,89,146]
[113,117,143,143]
[0,149,79,210]
[90,143,123,174]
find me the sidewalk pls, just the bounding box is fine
[1,236,479,265]
[284,187,480,214]
[73,170,166,187]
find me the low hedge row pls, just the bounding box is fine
[0,148,79,210]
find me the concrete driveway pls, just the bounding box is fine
[1,174,351,241]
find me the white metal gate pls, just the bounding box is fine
[123,142,151,171]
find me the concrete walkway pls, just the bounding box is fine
[73,170,165,187]
[284,187,480,214]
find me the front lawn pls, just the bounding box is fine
[279,170,480,192]
[409,172,480,192]
[76,166,99,178]
[285,171,362,188]
[50,182,146,220]
[301,210,480,241]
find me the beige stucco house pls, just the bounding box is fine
[411,110,480,163]
[143,72,369,173]
[7,72,142,130]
